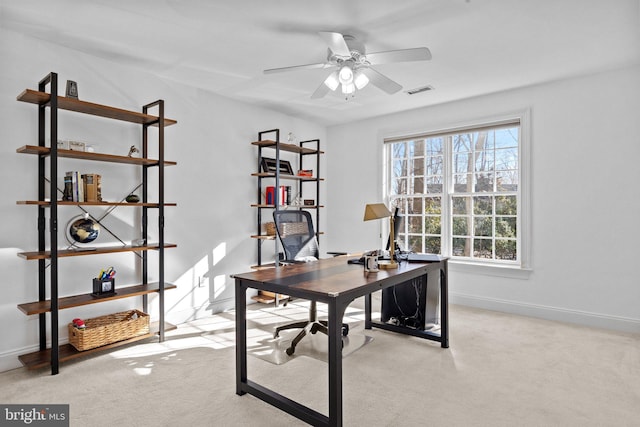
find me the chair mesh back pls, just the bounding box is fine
[273,210,319,260]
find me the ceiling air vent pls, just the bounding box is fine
[406,85,434,95]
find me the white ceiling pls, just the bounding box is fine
[2,0,639,126]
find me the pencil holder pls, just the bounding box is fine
[92,278,116,297]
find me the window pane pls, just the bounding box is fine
[496,170,518,191]
[496,239,517,260]
[453,237,470,257]
[407,198,423,214]
[474,150,495,173]
[453,173,472,193]
[474,217,493,237]
[495,128,519,148]
[453,153,470,174]
[408,235,422,253]
[425,176,443,194]
[410,176,424,194]
[425,236,441,254]
[475,172,494,192]
[409,157,424,177]
[407,139,424,157]
[453,135,472,153]
[496,217,517,238]
[425,196,441,214]
[452,216,469,236]
[452,196,470,215]
[474,239,492,259]
[392,158,407,178]
[495,147,518,170]
[408,216,422,233]
[391,177,407,195]
[425,156,443,177]
[496,195,517,215]
[473,196,493,215]
[426,138,443,155]
[425,216,441,235]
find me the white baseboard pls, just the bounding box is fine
[451,292,640,334]
[0,338,68,374]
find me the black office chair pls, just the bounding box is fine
[272,210,349,356]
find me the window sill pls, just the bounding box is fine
[448,259,532,279]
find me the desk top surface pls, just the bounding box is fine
[232,255,446,300]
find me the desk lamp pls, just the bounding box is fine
[363,203,398,269]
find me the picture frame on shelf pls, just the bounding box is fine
[260,157,294,175]
[65,80,78,99]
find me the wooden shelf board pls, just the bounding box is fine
[18,243,177,260]
[251,235,276,240]
[17,200,177,207]
[17,90,177,126]
[18,282,177,315]
[18,321,177,370]
[17,145,176,166]
[251,140,323,154]
[251,204,324,209]
[251,172,323,181]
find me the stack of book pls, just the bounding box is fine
[63,172,102,202]
[265,185,292,206]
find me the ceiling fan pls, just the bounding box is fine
[263,32,432,99]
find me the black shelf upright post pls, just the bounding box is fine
[143,100,166,341]
[299,139,321,244]
[38,72,59,375]
[256,129,280,267]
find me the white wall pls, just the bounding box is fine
[325,65,640,333]
[0,29,325,371]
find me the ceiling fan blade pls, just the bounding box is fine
[311,81,331,99]
[360,67,403,94]
[264,62,329,74]
[366,47,432,65]
[318,32,351,57]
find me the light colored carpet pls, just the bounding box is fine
[0,298,638,427]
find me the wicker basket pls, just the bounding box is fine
[68,309,150,351]
[265,222,276,236]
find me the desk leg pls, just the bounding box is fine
[440,261,449,348]
[328,300,349,427]
[364,293,372,330]
[235,279,247,395]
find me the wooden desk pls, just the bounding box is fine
[233,255,448,427]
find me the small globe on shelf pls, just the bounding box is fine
[66,214,100,248]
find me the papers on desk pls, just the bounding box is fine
[406,253,441,262]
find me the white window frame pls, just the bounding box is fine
[383,110,531,273]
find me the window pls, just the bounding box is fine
[385,116,527,267]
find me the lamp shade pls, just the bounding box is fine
[363,203,391,221]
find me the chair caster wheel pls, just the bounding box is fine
[342,325,349,337]
[286,347,295,356]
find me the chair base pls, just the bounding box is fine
[274,320,349,356]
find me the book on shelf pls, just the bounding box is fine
[63,172,73,201]
[81,173,101,202]
[63,172,102,202]
[265,186,292,206]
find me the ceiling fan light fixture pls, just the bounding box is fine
[341,82,355,95]
[323,71,340,91]
[338,65,354,85]
[354,71,369,90]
